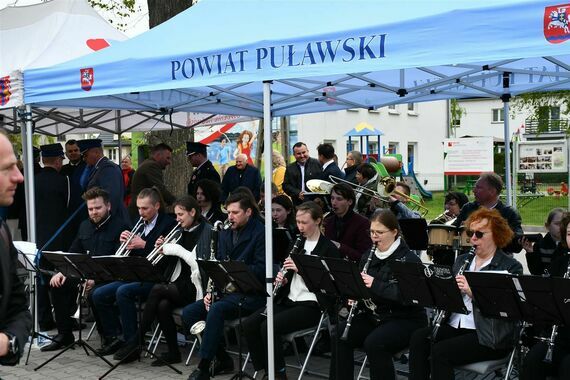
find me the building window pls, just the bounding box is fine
[387,142,399,154]
[388,104,396,109]
[492,108,504,123]
[407,103,415,111]
[408,142,417,171]
[108,148,118,162]
[388,104,399,115]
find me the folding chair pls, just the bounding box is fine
[455,353,513,380]
[283,310,328,380]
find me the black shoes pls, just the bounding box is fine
[113,343,140,363]
[188,368,210,380]
[40,334,75,352]
[213,356,234,375]
[150,351,182,367]
[96,337,125,356]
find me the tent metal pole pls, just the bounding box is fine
[501,73,512,207]
[263,81,275,380]
[24,104,37,243]
[116,110,122,163]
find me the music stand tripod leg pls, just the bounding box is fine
[98,293,182,380]
[229,298,255,380]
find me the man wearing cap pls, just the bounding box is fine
[34,143,70,331]
[187,142,221,196]
[77,139,128,222]
[128,143,176,220]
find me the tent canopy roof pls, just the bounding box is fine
[23,0,570,117]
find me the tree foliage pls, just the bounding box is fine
[88,0,139,31]
[511,91,570,134]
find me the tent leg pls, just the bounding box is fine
[501,73,512,207]
[263,81,275,380]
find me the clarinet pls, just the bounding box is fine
[431,246,476,340]
[544,250,570,363]
[273,234,304,297]
[341,243,376,341]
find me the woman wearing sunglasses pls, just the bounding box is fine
[408,208,523,380]
[330,209,426,380]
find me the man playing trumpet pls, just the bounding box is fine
[44,188,130,352]
[91,187,177,356]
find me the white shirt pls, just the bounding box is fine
[448,256,493,330]
[322,159,334,172]
[143,213,159,237]
[288,239,318,303]
[298,162,306,193]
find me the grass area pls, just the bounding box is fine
[421,191,568,227]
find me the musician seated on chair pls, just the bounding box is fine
[114,195,211,365]
[353,163,379,217]
[182,190,267,380]
[520,212,570,380]
[242,201,340,380]
[90,187,177,357]
[408,208,523,380]
[386,181,421,220]
[330,209,426,380]
[428,191,468,266]
[323,183,372,262]
[44,187,130,352]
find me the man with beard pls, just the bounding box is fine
[42,188,129,351]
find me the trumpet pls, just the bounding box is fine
[431,210,457,225]
[115,217,145,256]
[146,222,182,265]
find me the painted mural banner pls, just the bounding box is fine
[517,139,568,173]
[443,137,494,175]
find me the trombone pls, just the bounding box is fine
[115,217,145,256]
[146,222,183,265]
[329,175,429,217]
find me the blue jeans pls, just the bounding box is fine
[182,293,265,360]
[91,281,154,341]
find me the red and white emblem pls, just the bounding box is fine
[80,68,94,91]
[544,4,570,43]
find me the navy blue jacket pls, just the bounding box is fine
[221,164,262,201]
[217,216,266,285]
[322,161,345,181]
[87,157,128,221]
[70,213,130,257]
[130,212,177,258]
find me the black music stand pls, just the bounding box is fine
[398,218,428,251]
[391,261,467,314]
[36,253,114,371]
[198,260,267,380]
[14,246,57,365]
[93,256,181,379]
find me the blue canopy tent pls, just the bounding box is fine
[22,0,570,376]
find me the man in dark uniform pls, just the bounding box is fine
[187,142,221,196]
[0,132,30,366]
[128,143,175,220]
[35,143,70,331]
[77,138,128,222]
[60,140,82,178]
[453,172,523,254]
[43,187,129,351]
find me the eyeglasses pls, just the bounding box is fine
[465,229,488,239]
[369,229,391,237]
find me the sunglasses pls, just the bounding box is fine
[465,229,487,239]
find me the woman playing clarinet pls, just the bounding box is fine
[330,209,426,380]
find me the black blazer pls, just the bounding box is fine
[0,222,31,365]
[282,157,322,205]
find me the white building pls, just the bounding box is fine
[294,100,449,191]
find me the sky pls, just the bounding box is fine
[0,0,150,37]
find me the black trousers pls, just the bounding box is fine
[331,313,426,380]
[520,341,570,380]
[242,301,322,372]
[50,278,80,336]
[408,324,510,380]
[37,273,55,328]
[135,283,193,354]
